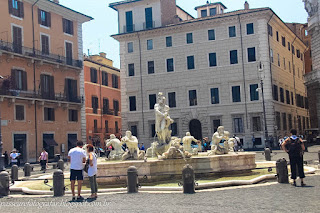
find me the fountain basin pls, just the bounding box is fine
[96,152,256,184]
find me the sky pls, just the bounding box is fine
[59,0,308,68]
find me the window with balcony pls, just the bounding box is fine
[145,7,153,29]
[90,68,97,83]
[126,11,133,32]
[102,71,108,86]
[112,74,119,88]
[65,78,78,102]
[114,100,119,116]
[128,63,135,76]
[189,90,197,106]
[65,42,73,66]
[9,0,24,18]
[11,69,27,91]
[92,96,98,114]
[38,9,51,27]
[44,107,55,121]
[68,109,78,122]
[62,18,73,35]
[12,26,22,54]
[40,74,54,100]
[41,34,49,55]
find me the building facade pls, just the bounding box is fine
[0,0,92,162]
[110,0,309,148]
[84,53,121,147]
[304,0,320,128]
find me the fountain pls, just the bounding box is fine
[97,92,256,184]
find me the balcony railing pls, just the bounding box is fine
[0,87,82,103]
[0,40,83,69]
[123,24,135,33]
[143,21,155,30]
[103,108,114,115]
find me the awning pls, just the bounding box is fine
[44,139,58,146]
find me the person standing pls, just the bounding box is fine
[10,149,20,166]
[38,148,48,173]
[68,141,86,201]
[281,129,306,187]
[86,144,98,199]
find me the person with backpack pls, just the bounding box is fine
[281,129,306,187]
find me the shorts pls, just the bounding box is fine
[70,169,84,181]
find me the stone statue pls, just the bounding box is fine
[159,137,192,160]
[120,131,145,160]
[303,0,319,17]
[105,134,124,160]
[182,132,201,155]
[155,92,174,144]
[208,126,230,155]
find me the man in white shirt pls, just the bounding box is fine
[68,141,86,201]
[10,149,20,166]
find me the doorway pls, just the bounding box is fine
[43,134,56,159]
[68,134,77,151]
[13,134,27,163]
[189,119,202,140]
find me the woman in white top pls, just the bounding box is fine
[86,144,98,199]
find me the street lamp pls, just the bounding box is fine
[0,75,4,171]
[258,62,269,147]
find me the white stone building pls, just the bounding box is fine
[110,0,309,148]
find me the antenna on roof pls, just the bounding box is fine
[87,49,90,56]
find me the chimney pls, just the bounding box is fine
[244,1,249,10]
[99,52,106,58]
[53,0,59,3]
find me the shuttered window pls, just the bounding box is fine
[8,0,24,18]
[62,18,73,35]
[11,69,27,91]
[41,35,49,55]
[38,9,51,27]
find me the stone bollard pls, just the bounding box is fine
[182,164,195,194]
[24,163,32,177]
[11,165,19,182]
[264,148,271,161]
[0,171,10,196]
[57,159,64,171]
[53,170,65,197]
[276,158,289,183]
[127,166,138,193]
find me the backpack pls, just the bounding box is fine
[286,138,302,157]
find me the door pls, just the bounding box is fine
[43,134,54,159]
[12,26,22,54]
[145,7,153,29]
[68,134,77,151]
[65,42,73,65]
[189,119,202,140]
[65,79,77,102]
[13,134,27,163]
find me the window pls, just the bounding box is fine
[286,90,290,104]
[115,121,119,133]
[65,78,78,102]
[12,26,22,54]
[277,54,280,67]
[148,61,154,74]
[168,92,176,108]
[208,29,215,40]
[282,36,286,47]
[280,87,284,103]
[246,23,254,35]
[201,9,207,17]
[41,34,50,55]
[147,39,153,50]
[210,88,219,104]
[126,11,133,32]
[276,31,279,41]
[68,109,78,122]
[40,74,54,99]
[128,42,133,53]
[232,86,241,102]
[186,33,193,44]
[62,18,73,35]
[102,72,108,86]
[187,56,195,70]
[297,49,301,58]
[166,58,174,72]
[112,74,119,89]
[166,36,172,47]
[229,26,236,37]
[292,45,295,55]
[209,53,217,67]
[44,107,55,121]
[210,8,217,16]
[38,9,51,27]
[129,96,136,111]
[288,42,291,51]
[94,120,98,132]
[131,125,138,137]
[288,114,293,130]
[273,85,278,101]
[92,97,98,114]
[114,100,119,116]
[150,124,156,137]
[9,0,24,18]
[189,90,197,106]
[282,113,287,130]
[247,47,256,62]
[103,98,109,114]
[149,94,156,110]
[268,24,273,36]
[212,119,221,133]
[11,69,27,90]
[289,61,291,72]
[276,112,281,130]
[233,117,243,133]
[15,105,24,121]
[65,42,73,65]
[270,48,274,63]
[170,123,178,136]
[252,116,261,131]
[291,92,294,105]
[145,7,153,29]
[250,84,259,101]
[90,68,97,83]
[230,50,238,64]
[283,57,286,70]
[128,63,135,76]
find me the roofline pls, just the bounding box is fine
[109,0,142,11]
[194,2,227,10]
[176,5,195,19]
[84,58,120,72]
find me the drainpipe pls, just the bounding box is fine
[291,36,297,130]
[137,32,145,136]
[267,13,274,144]
[32,0,40,162]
